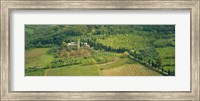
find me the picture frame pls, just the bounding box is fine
[1,0,199,100]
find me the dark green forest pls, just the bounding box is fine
[25,25,175,76]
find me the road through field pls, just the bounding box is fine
[97,58,162,76]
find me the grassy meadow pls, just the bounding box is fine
[25,25,175,76]
[25,48,54,69]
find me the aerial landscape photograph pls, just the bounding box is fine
[25,25,175,76]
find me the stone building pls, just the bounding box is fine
[67,39,90,50]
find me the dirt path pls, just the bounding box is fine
[96,59,118,76]
[98,60,116,66]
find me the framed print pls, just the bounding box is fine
[1,0,199,100]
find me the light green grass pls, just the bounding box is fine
[25,69,45,76]
[163,66,175,72]
[45,65,100,76]
[25,48,54,69]
[156,46,175,59]
[153,38,175,47]
[162,58,175,66]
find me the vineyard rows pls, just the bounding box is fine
[96,34,152,50]
[101,64,162,76]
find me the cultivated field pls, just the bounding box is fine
[96,34,151,50]
[101,64,162,76]
[25,48,162,76]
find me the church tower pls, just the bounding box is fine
[77,38,80,50]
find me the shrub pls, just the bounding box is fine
[94,56,106,63]
[82,58,97,65]
[121,51,129,58]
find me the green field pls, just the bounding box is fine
[25,48,54,69]
[45,65,99,76]
[156,46,175,59]
[25,69,45,76]
[156,46,175,72]
[25,48,163,76]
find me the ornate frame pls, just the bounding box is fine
[1,0,199,100]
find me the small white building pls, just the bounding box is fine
[83,43,90,49]
[66,39,90,50]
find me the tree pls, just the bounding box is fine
[156,56,162,69]
[151,61,155,67]
[161,67,164,73]
[168,69,171,75]
[148,59,151,66]
[62,41,67,47]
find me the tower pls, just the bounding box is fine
[77,38,80,50]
